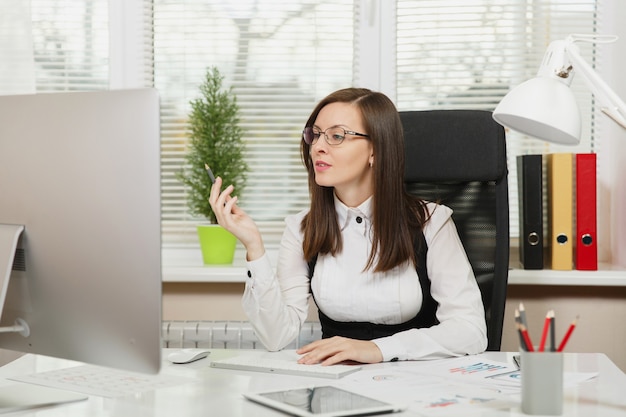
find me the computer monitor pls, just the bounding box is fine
[0,89,162,377]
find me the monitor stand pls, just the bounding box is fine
[0,224,30,336]
[0,224,24,321]
[0,224,87,412]
[0,384,88,413]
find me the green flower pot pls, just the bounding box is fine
[197,225,236,264]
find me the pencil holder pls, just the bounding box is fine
[520,351,563,415]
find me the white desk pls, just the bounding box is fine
[0,350,625,416]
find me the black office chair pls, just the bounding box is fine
[400,110,509,351]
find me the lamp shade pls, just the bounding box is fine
[493,76,581,145]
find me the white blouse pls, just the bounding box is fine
[242,196,487,361]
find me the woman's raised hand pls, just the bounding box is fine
[208,177,265,261]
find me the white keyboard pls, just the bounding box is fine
[11,365,191,398]
[210,355,361,379]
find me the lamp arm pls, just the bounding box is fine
[565,39,626,129]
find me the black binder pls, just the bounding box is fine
[517,155,543,269]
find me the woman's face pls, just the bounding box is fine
[309,102,374,206]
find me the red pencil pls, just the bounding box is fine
[518,323,534,352]
[557,316,579,352]
[538,310,554,352]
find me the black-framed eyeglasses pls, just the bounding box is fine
[302,126,369,146]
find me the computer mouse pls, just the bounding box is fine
[167,348,211,364]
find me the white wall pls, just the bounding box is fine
[597,0,626,267]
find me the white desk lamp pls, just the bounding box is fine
[493,34,626,145]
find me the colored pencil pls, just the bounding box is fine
[557,316,578,352]
[518,323,534,352]
[518,302,528,329]
[514,309,526,350]
[538,310,554,352]
[550,313,556,352]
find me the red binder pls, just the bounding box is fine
[575,153,597,270]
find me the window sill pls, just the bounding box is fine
[163,265,248,283]
[162,247,275,283]
[162,247,626,286]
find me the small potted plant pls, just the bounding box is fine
[177,66,248,264]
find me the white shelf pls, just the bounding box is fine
[164,264,626,285]
[508,263,626,286]
[162,247,626,286]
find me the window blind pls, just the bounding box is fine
[30,0,109,91]
[0,1,35,94]
[24,0,153,92]
[155,1,355,251]
[394,0,598,237]
[2,0,606,258]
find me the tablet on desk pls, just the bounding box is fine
[243,385,406,417]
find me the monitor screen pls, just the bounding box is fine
[0,89,162,375]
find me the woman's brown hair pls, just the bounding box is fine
[300,88,428,272]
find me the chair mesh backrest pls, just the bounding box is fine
[400,110,509,351]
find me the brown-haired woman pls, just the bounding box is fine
[209,87,486,365]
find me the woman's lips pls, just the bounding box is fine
[315,160,331,172]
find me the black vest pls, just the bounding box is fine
[307,230,439,341]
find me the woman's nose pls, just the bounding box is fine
[311,137,328,153]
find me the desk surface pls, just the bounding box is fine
[1,349,625,416]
